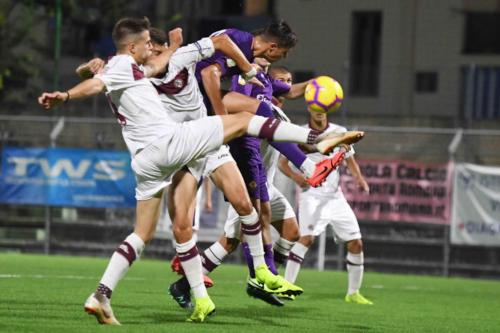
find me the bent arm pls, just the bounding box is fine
[75,58,106,79]
[278,156,309,188]
[201,64,226,115]
[144,28,183,78]
[210,34,254,76]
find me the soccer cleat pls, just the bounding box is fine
[277,293,296,301]
[315,131,364,155]
[254,265,303,296]
[345,291,373,305]
[187,296,216,323]
[246,278,284,306]
[168,280,193,309]
[170,255,214,288]
[307,146,348,187]
[171,255,184,275]
[84,293,121,325]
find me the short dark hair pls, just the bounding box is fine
[149,27,168,45]
[112,17,151,49]
[269,65,291,77]
[254,20,298,49]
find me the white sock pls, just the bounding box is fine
[240,209,266,268]
[299,158,316,178]
[176,238,207,298]
[99,233,145,295]
[201,241,228,275]
[247,115,315,144]
[285,242,309,283]
[346,251,364,295]
[274,237,294,258]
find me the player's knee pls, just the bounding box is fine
[347,239,363,254]
[232,197,254,216]
[172,222,193,238]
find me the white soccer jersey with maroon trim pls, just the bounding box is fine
[95,54,175,156]
[150,38,215,122]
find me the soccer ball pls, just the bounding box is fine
[304,76,343,113]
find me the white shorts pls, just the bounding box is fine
[132,116,224,200]
[298,190,361,242]
[187,145,235,181]
[268,184,296,222]
[223,184,297,239]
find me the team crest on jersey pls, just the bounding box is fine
[174,78,184,88]
[248,181,257,190]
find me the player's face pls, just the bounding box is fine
[150,42,167,59]
[272,72,292,86]
[263,43,290,62]
[309,109,327,122]
[131,30,152,64]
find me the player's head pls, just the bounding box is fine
[253,20,297,62]
[269,66,292,108]
[112,17,152,64]
[269,65,292,86]
[149,27,168,58]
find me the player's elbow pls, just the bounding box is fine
[210,33,230,51]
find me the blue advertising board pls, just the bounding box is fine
[0,147,136,208]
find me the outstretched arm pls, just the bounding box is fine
[144,28,183,78]
[38,78,105,109]
[283,80,312,99]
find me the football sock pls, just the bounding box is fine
[269,142,307,170]
[176,238,207,298]
[240,209,266,270]
[274,237,295,264]
[201,241,228,275]
[285,242,309,283]
[247,115,320,144]
[299,158,317,178]
[241,242,256,278]
[98,233,145,299]
[346,251,364,295]
[264,243,278,274]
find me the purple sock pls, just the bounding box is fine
[241,242,256,278]
[270,142,307,169]
[264,244,278,275]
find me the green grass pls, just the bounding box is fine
[1,253,499,333]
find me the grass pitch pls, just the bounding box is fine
[0,253,499,333]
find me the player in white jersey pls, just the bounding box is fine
[39,17,361,325]
[279,105,373,305]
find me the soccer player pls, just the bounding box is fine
[39,17,362,324]
[280,101,374,306]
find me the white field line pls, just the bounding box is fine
[0,274,146,281]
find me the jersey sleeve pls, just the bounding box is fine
[95,57,139,92]
[271,78,291,97]
[169,38,215,71]
[206,29,253,77]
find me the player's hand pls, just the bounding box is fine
[204,199,213,213]
[87,58,105,74]
[168,28,183,49]
[38,91,67,109]
[294,175,310,189]
[357,178,370,193]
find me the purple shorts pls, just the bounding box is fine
[229,136,269,202]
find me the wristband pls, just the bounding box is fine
[64,91,70,103]
[242,67,257,81]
